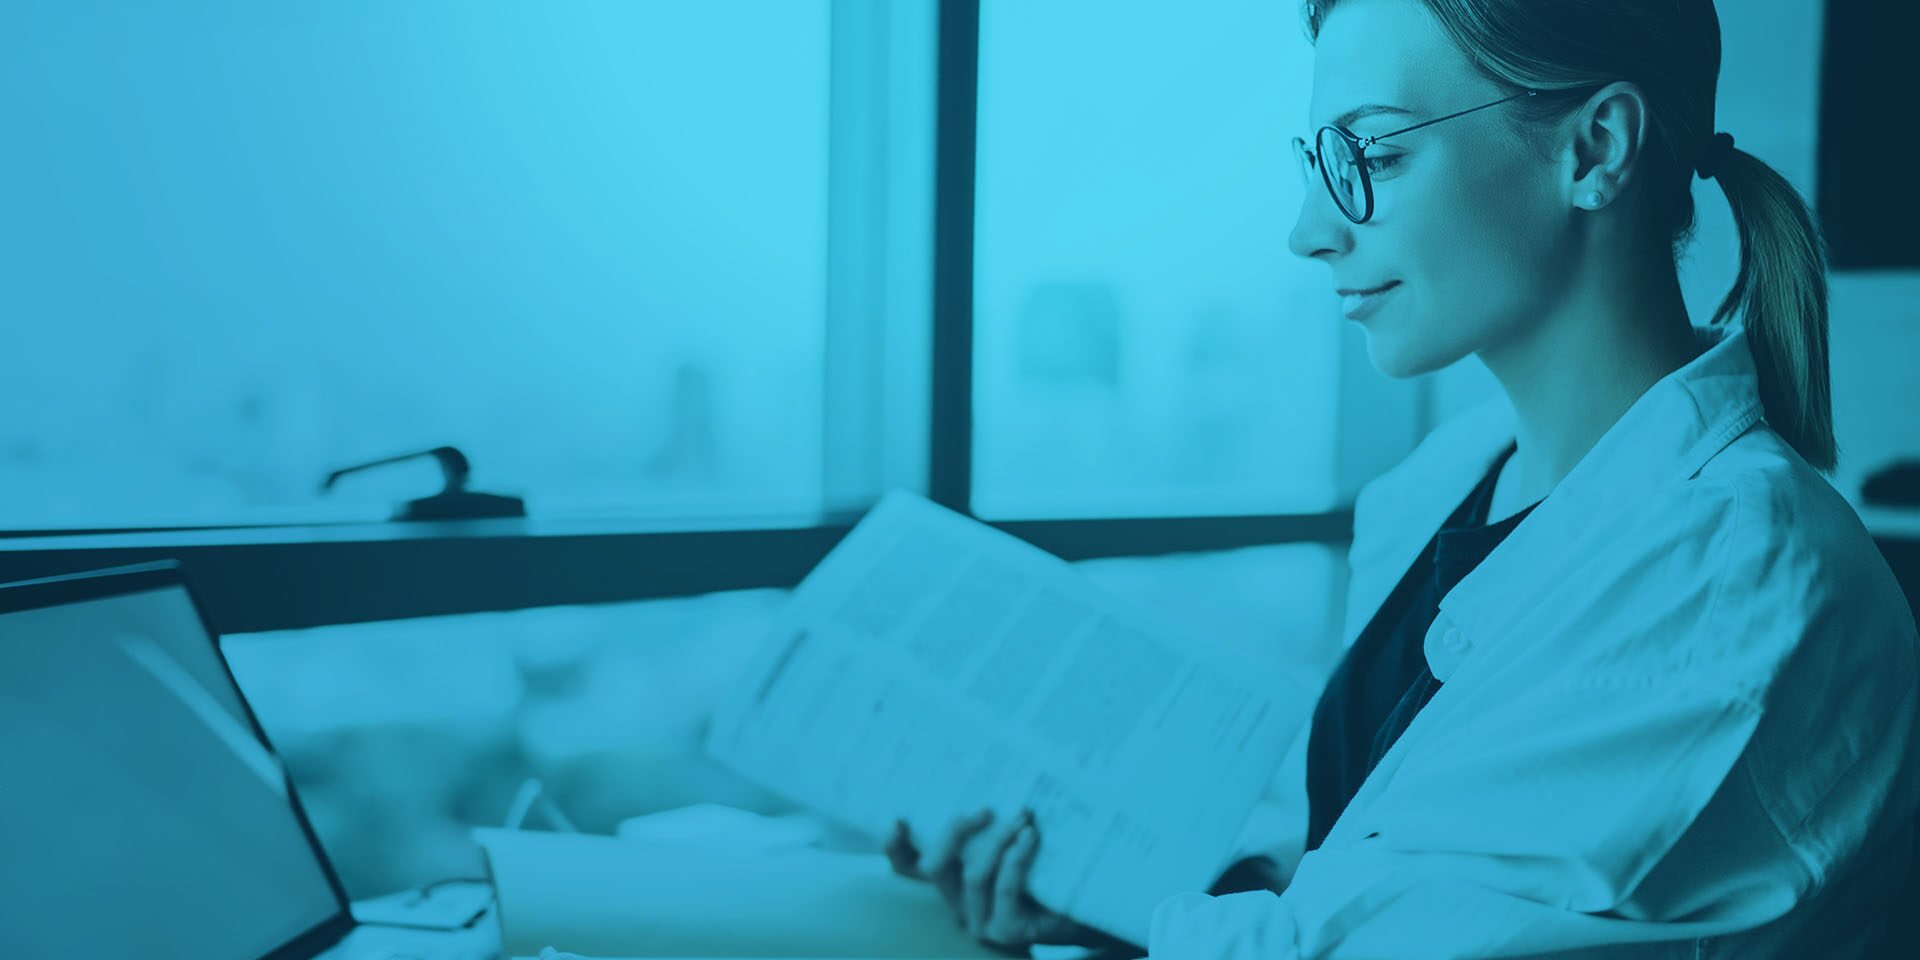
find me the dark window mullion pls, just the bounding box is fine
[929,0,980,514]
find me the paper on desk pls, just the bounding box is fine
[476,828,997,958]
[703,491,1305,946]
[351,879,492,930]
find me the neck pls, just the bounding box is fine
[1477,246,1702,508]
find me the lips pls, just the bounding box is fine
[1339,281,1399,321]
[1336,282,1398,297]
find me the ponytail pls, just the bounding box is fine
[1300,0,1841,474]
[1707,148,1837,473]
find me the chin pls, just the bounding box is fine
[1361,328,1453,379]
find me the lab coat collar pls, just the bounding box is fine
[1419,324,1764,679]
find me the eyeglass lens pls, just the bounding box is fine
[1315,127,1365,221]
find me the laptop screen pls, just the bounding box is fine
[0,581,345,959]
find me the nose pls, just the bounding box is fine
[1287,180,1353,262]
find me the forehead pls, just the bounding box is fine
[1308,0,1485,128]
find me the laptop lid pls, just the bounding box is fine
[0,561,355,960]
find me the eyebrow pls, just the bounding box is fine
[1330,103,1415,129]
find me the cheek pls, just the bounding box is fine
[1366,186,1507,366]
[1396,156,1562,343]
[1356,158,1565,377]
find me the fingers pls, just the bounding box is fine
[984,817,1042,946]
[964,809,1032,939]
[923,808,997,925]
[885,819,921,878]
[892,806,1049,948]
[928,808,995,882]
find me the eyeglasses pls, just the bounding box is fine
[1291,89,1539,224]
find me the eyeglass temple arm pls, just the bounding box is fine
[1359,89,1538,148]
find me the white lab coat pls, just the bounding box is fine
[1149,324,1920,958]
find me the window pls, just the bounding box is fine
[970,0,1352,519]
[0,0,1360,633]
[0,0,933,531]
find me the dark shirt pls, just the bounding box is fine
[1303,442,1538,853]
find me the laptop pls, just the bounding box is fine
[0,561,498,960]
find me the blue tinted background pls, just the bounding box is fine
[1,0,829,527]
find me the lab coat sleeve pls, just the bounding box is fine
[1146,482,1873,959]
[1145,686,1789,959]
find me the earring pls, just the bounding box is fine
[1580,191,1605,209]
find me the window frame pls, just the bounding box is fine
[0,0,1357,634]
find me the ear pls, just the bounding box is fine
[1565,81,1649,210]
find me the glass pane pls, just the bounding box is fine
[0,1,832,529]
[972,0,1341,519]
[1318,127,1365,220]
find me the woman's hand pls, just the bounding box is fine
[884,808,1129,956]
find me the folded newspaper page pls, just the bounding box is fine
[704,492,1298,945]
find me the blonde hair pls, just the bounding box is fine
[1305,0,1836,471]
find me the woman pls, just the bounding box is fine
[886,0,1920,956]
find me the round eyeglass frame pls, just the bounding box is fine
[1292,127,1375,223]
[1291,89,1543,224]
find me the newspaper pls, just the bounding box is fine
[704,492,1300,945]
